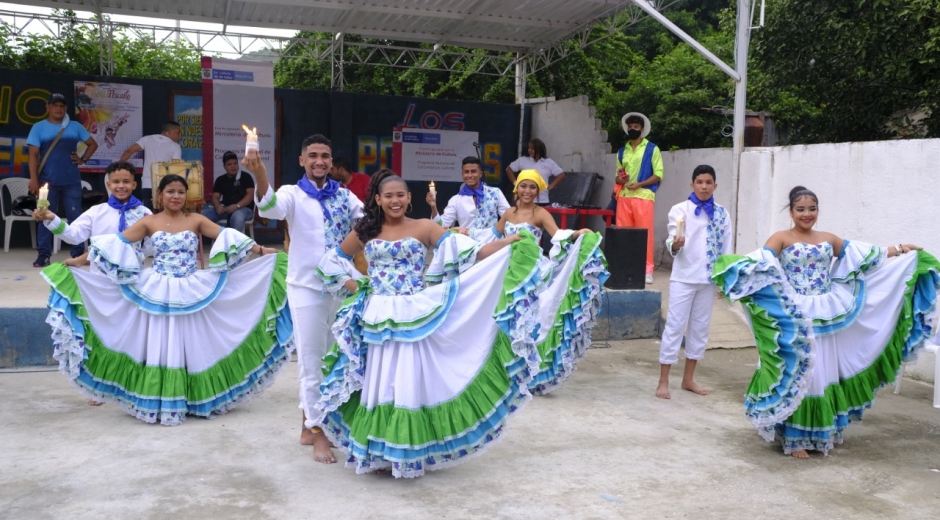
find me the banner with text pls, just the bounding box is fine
[392,127,479,182]
[73,81,143,172]
[201,57,275,197]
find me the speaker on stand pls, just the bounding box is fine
[604,226,647,290]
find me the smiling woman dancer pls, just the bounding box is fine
[40,174,291,425]
[313,170,544,478]
[476,169,609,395]
[712,186,940,458]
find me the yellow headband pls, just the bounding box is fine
[514,169,547,193]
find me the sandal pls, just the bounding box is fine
[32,255,50,268]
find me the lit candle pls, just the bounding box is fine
[428,181,436,198]
[676,216,685,239]
[242,125,259,155]
[37,183,50,216]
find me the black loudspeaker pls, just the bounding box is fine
[548,172,601,207]
[604,226,647,290]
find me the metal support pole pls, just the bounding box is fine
[630,0,740,81]
[730,0,752,251]
[515,54,527,158]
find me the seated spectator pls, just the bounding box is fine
[201,151,255,232]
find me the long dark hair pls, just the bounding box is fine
[354,169,405,243]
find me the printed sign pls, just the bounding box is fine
[392,127,479,182]
[73,81,143,172]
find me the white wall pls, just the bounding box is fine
[531,97,940,382]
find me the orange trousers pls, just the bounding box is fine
[615,197,655,274]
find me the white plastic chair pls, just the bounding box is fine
[81,180,92,191]
[894,343,940,408]
[0,178,38,252]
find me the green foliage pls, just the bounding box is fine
[750,0,939,142]
[0,10,202,80]
[6,1,936,146]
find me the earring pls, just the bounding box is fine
[407,203,413,214]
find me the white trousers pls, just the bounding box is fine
[287,283,342,429]
[660,281,715,365]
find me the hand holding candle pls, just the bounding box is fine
[242,125,259,156]
[37,183,50,217]
[428,181,436,198]
[676,216,685,239]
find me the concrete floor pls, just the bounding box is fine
[3,341,940,519]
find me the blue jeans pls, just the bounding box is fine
[38,182,85,258]
[201,205,253,233]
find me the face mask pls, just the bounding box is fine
[627,129,642,140]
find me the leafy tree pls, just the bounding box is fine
[750,0,939,142]
[0,10,202,80]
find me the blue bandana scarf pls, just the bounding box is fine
[458,183,486,207]
[688,192,716,220]
[298,175,340,220]
[107,195,143,232]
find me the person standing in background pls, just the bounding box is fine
[614,112,663,285]
[506,138,565,205]
[118,121,182,208]
[27,92,99,267]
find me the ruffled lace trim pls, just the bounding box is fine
[531,234,609,394]
[208,227,254,271]
[89,234,141,284]
[425,233,481,285]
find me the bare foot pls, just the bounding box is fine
[655,381,671,399]
[311,431,337,464]
[791,449,809,459]
[87,399,103,406]
[300,427,316,445]
[681,380,709,395]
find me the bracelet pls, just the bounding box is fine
[896,243,904,256]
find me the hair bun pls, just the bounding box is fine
[789,186,808,199]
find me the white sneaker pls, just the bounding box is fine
[645,273,653,284]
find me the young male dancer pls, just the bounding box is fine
[244,134,363,463]
[656,165,732,399]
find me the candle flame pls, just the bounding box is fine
[241,125,257,137]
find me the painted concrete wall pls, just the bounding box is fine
[531,96,940,383]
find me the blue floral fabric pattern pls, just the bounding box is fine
[365,237,428,296]
[323,190,359,250]
[778,242,833,296]
[152,231,199,278]
[504,221,543,243]
[473,186,503,230]
[704,206,730,277]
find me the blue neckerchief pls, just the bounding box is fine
[688,192,715,220]
[298,175,340,220]
[458,183,486,207]
[107,195,143,232]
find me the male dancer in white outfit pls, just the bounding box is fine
[426,156,509,229]
[656,165,733,399]
[244,134,363,464]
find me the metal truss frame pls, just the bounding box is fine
[0,0,675,88]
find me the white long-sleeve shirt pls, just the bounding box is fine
[256,183,363,290]
[44,202,153,265]
[665,199,733,284]
[435,185,510,229]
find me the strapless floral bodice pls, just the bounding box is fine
[365,237,427,296]
[504,221,542,242]
[152,231,199,277]
[779,242,833,296]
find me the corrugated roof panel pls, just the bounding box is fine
[7,0,631,51]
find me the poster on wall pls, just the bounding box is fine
[392,127,479,182]
[73,81,143,173]
[171,93,203,162]
[201,56,275,196]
